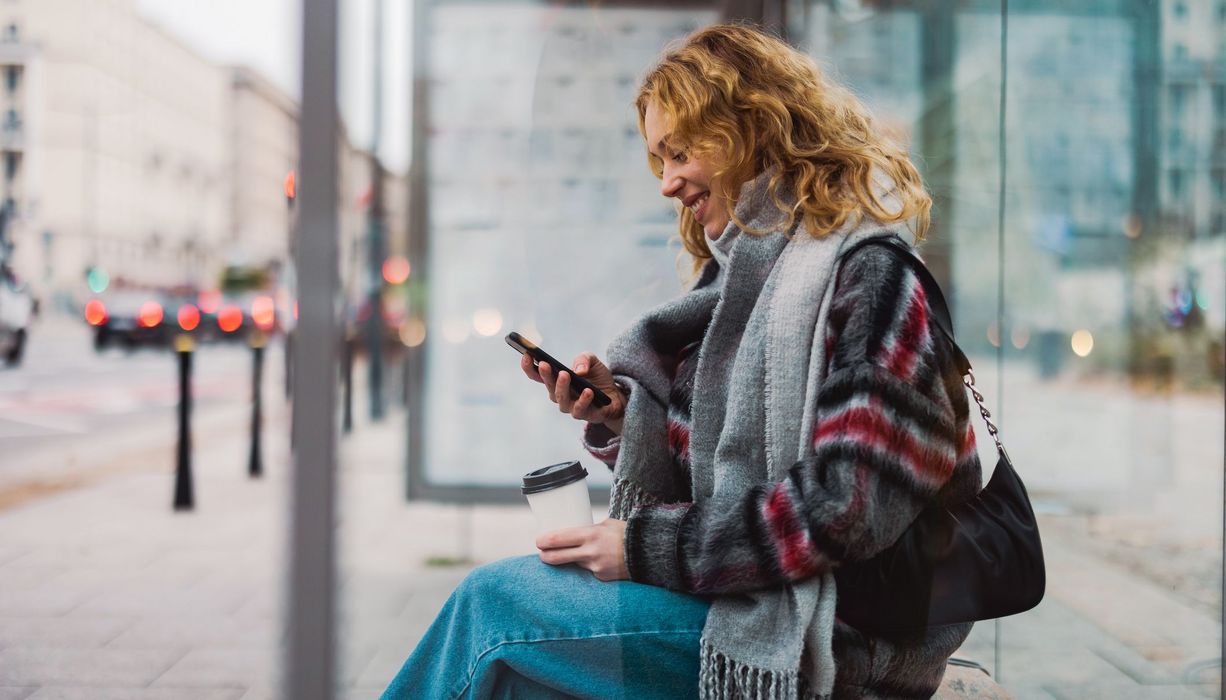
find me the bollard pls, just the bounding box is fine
[173,333,195,511]
[249,330,266,478]
[342,332,354,434]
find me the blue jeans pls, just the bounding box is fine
[380,555,712,700]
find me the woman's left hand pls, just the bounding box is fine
[536,518,629,582]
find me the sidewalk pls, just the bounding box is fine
[0,398,1220,698]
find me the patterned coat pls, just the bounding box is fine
[584,244,983,697]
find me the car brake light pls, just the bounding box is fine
[218,305,243,333]
[178,304,201,331]
[138,301,164,328]
[85,299,107,326]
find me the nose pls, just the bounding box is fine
[660,164,683,199]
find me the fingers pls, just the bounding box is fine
[537,526,591,567]
[536,525,596,549]
[520,353,544,383]
[538,545,589,567]
[572,352,595,375]
[538,362,558,398]
[553,368,574,412]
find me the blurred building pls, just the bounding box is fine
[0,0,229,308]
[1161,0,1225,242]
[227,65,298,274]
[0,0,406,314]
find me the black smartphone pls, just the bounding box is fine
[505,331,612,408]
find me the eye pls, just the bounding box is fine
[647,153,663,178]
[670,150,688,164]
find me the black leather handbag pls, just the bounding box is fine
[831,239,1046,636]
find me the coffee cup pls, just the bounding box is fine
[522,461,594,534]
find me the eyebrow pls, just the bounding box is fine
[648,136,671,158]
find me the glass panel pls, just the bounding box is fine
[417,2,717,493]
[808,0,1224,693]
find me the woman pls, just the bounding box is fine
[383,23,982,699]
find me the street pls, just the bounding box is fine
[0,316,281,505]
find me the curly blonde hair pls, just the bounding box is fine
[636,23,931,268]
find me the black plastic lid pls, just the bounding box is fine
[521,461,588,495]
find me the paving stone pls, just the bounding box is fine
[352,646,410,692]
[73,582,248,618]
[0,648,183,686]
[151,649,276,689]
[0,547,30,566]
[1044,682,1211,700]
[105,616,277,651]
[0,564,65,591]
[0,585,97,617]
[1006,684,1061,700]
[0,688,36,700]
[2,546,163,571]
[26,689,243,700]
[0,616,132,649]
[991,647,1139,687]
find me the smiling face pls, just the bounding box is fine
[643,100,732,241]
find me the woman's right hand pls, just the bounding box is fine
[520,351,626,434]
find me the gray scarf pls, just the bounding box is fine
[606,170,909,698]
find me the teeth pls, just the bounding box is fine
[690,193,708,214]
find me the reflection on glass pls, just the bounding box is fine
[806,0,1222,690]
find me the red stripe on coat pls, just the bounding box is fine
[814,401,956,485]
[667,418,691,462]
[762,483,823,580]
[883,281,929,381]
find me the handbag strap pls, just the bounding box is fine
[840,237,1007,457]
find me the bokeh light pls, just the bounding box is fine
[1071,330,1094,357]
[382,255,411,285]
[252,295,276,330]
[198,289,222,314]
[86,267,110,294]
[1011,326,1030,350]
[137,301,164,328]
[84,299,107,326]
[177,304,201,332]
[472,308,503,337]
[400,318,426,347]
[218,305,243,333]
[986,321,1001,348]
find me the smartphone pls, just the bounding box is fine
[505,331,612,408]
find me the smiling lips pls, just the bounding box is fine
[683,191,710,222]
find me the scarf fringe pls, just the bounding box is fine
[699,644,824,700]
[607,478,660,520]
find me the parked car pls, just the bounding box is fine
[211,291,280,342]
[87,290,177,351]
[0,264,34,366]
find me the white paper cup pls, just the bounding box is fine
[522,461,593,534]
